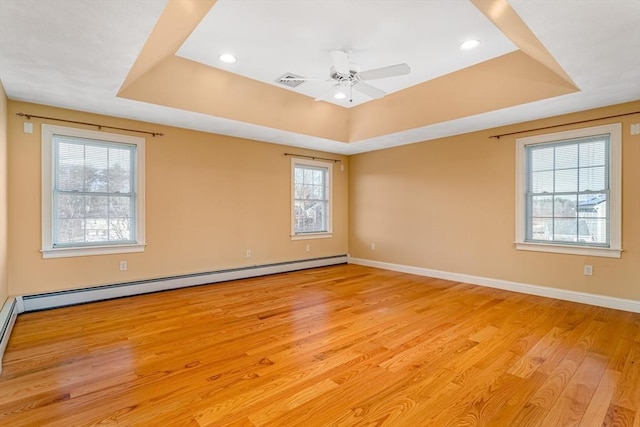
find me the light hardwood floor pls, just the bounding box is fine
[1,264,639,426]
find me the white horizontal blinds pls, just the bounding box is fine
[53,134,136,247]
[294,164,328,233]
[526,134,610,246]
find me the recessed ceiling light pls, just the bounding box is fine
[459,39,481,51]
[334,92,347,100]
[218,53,237,64]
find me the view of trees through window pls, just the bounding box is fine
[53,137,135,246]
[293,165,328,233]
[526,137,609,245]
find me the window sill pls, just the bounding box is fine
[515,242,622,258]
[42,243,146,259]
[290,233,333,241]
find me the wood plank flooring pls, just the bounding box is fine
[1,264,639,426]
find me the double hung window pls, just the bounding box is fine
[291,158,332,239]
[42,124,145,258]
[515,123,621,258]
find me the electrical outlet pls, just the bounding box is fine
[23,122,33,134]
[246,250,252,258]
[370,243,376,250]
[584,265,593,276]
[119,261,127,271]
[631,123,640,135]
[305,244,310,252]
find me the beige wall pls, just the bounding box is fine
[349,102,640,301]
[7,101,348,296]
[5,98,639,302]
[0,83,7,304]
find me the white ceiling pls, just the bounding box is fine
[1,0,639,155]
[177,0,517,107]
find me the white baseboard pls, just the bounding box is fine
[21,255,348,312]
[348,257,640,313]
[0,298,19,375]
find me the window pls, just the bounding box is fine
[291,158,332,239]
[42,124,145,258]
[515,123,621,258]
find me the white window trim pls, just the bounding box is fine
[41,124,146,259]
[290,157,333,240]
[290,232,333,241]
[515,123,622,258]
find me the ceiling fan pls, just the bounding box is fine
[281,50,411,103]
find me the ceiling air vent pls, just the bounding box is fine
[276,73,305,88]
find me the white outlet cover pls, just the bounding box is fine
[23,122,33,134]
[631,123,640,135]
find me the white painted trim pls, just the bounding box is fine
[20,255,348,312]
[514,242,621,258]
[42,243,146,259]
[348,257,640,313]
[290,233,333,241]
[0,298,20,375]
[41,242,149,258]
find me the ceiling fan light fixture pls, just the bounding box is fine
[459,39,481,51]
[295,50,409,103]
[218,53,237,64]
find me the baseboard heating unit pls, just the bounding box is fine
[19,255,348,313]
[0,255,347,372]
[0,298,19,374]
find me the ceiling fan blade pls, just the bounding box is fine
[353,81,386,99]
[358,63,411,81]
[314,83,342,101]
[330,50,350,76]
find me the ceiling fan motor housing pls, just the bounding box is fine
[329,64,361,84]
